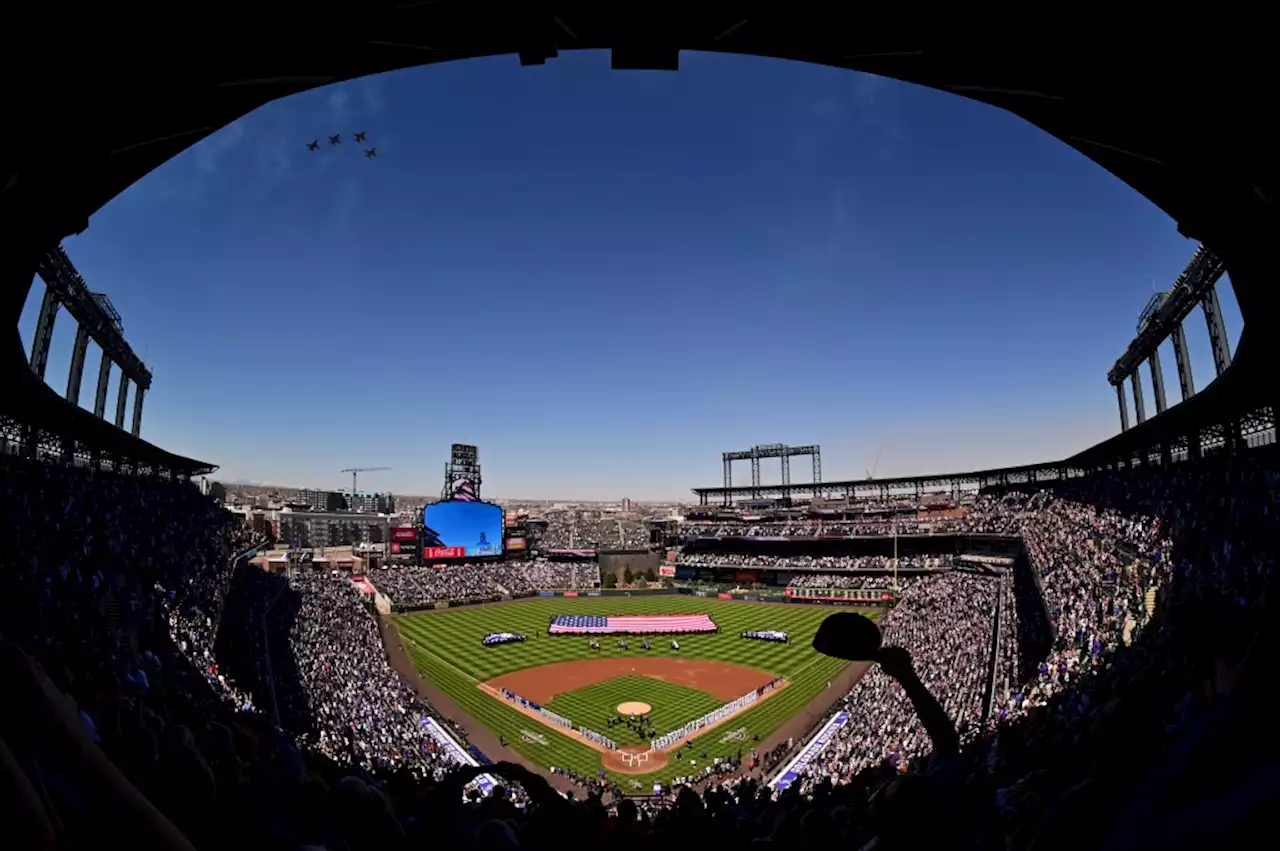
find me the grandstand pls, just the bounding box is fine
[2,14,1277,851]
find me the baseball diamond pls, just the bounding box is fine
[391,596,878,784]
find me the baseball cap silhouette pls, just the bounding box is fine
[812,612,883,661]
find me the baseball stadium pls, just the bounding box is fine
[2,12,1277,851]
[390,596,877,785]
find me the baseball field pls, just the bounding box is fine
[391,596,875,785]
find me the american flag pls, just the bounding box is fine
[453,480,477,501]
[548,614,717,635]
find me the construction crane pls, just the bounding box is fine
[341,467,391,502]
[866,442,883,480]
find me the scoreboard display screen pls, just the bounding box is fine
[422,500,504,559]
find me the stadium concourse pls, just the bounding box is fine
[1,449,1276,849]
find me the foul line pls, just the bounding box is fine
[477,683,619,755]
[401,633,481,684]
[785,653,837,684]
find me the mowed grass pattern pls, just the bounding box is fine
[392,597,873,784]
[546,677,721,747]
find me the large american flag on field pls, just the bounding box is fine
[548,614,717,635]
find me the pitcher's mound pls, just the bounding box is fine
[616,701,652,715]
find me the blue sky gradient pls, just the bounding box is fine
[19,51,1242,499]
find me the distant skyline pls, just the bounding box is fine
[222,479,650,504]
[19,52,1241,500]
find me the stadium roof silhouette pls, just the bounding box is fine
[2,11,1275,476]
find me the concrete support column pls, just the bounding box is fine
[1200,286,1232,377]
[131,386,146,437]
[1116,383,1130,432]
[66,324,91,403]
[93,353,112,418]
[1131,373,1147,424]
[1170,323,1195,401]
[29,287,59,379]
[115,371,129,429]
[1148,349,1168,415]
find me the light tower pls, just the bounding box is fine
[442,444,482,500]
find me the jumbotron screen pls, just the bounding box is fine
[422,500,504,559]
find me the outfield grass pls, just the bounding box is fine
[392,596,872,785]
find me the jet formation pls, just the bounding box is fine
[309,132,378,159]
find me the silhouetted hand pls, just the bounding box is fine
[877,645,917,682]
[0,638,198,851]
[0,638,88,755]
[875,644,958,755]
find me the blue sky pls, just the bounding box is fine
[19,51,1242,500]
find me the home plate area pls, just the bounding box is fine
[602,745,668,775]
[481,656,787,776]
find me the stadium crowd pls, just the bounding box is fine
[786,573,923,591]
[273,572,463,777]
[677,552,952,572]
[784,571,1005,793]
[768,456,1275,849]
[369,559,601,607]
[538,513,650,550]
[680,494,1028,540]
[1,448,1275,850]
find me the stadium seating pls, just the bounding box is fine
[1,450,1275,850]
[371,560,600,608]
